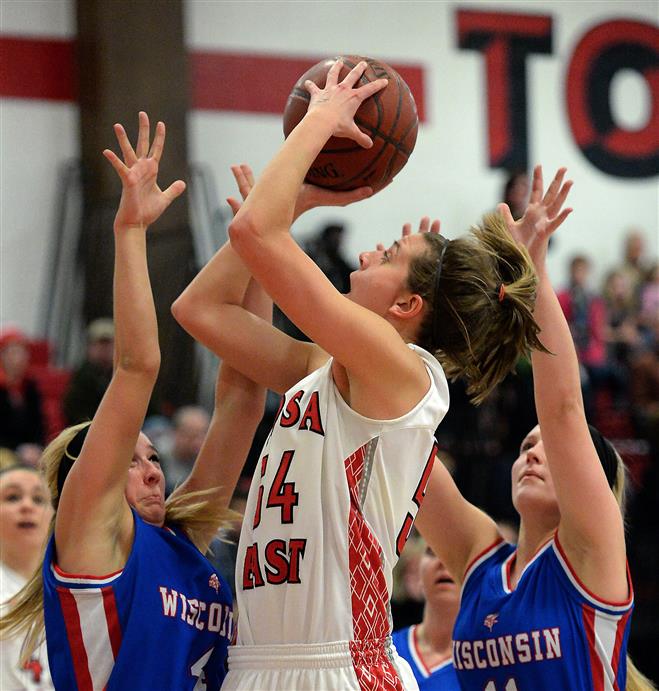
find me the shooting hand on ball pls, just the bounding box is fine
[304,59,388,149]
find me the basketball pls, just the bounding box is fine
[283,55,419,193]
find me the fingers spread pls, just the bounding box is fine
[136,111,150,159]
[543,167,567,206]
[357,77,388,101]
[103,149,129,178]
[529,165,543,204]
[497,202,515,230]
[342,60,367,89]
[351,124,373,149]
[226,197,242,216]
[304,79,321,96]
[419,216,430,233]
[547,180,573,219]
[114,124,137,166]
[148,121,166,162]
[401,223,412,236]
[162,179,186,203]
[430,219,441,234]
[325,59,344,87]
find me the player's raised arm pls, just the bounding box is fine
[55,113,185,575]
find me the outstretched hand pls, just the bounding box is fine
[227,163,372,220]
[304,60,388,149]
[499,166,572,267]
[103,111,186,230]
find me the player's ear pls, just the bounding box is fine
[388,292,424,321]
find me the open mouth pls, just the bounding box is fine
[436,576,454,585]
[17,521,37,529]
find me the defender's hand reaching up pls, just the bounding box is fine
[499,165,572,267]
[103,111,186,231]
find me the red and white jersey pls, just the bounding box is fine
[236,344,449,647]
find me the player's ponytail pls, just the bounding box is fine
[408,212,548,404]
[626,656,657,691]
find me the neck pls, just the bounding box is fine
[2,547,40,581]
[512,520,555,586]
[417,603,455,658]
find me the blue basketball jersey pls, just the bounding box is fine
[43,510,233,691]
[452,537,633,691]
[392,625,460,690]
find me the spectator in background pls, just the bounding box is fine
[617,229,650,309]
[502,170,530,220]
[303,222,356,294]
[0,327,46,450]
[0,465,53,689]
[159,405,210,495]
[557,255,608,417]
[638,262,659,335]
[274,222,357,340]
[62,318,114,425]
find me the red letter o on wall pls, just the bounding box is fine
[567,19,659,178]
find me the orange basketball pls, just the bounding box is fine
[283,55,419,193]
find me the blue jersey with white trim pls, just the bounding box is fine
[452,537,633,691]
[43,510,233,691]
[392,625,460,690]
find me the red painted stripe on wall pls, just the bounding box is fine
[0,38,427,121]
[0,36,77,101]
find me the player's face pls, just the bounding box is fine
[124,433,166,527]
[348,233,426,315]
[0,468,52,555]
[511,425,560,523]
[419,547,460,613]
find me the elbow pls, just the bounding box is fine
[171,293,190,331]
[228,211,259,257]
[116,351,161,380]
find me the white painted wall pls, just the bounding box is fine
[1,0,656,334]
[0,0,78,334]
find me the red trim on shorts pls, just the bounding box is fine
[57,587,94,691]
[53,563,123,581]
[554,533,633,607]
[101,586,122,660]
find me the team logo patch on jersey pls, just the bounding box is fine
[483,613,499,631]
[209,573,220,593]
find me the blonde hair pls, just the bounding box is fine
[608,448,655,690]
[0,422,234,663]
[408,212,547,404]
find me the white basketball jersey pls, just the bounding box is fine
[236,344,449,647]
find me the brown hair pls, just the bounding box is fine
[408,212,547,404]
[0,422,233,664]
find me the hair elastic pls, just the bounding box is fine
[431,236,450,345]
[498,284,507,303]
[587,424,619,490]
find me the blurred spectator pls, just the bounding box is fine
[274,222,357,340]
[557,256,609,417]
[159,405,211,495]
[616,229,651,308]
[0,326,46,450]
[630,318,659,462]
[502,170,529,220]
[303,222,356,294]
[603,270,641,361]
[0,465,54,688]
[638,262,659,334]
[62,318,115,425]
[142,414,174,452]
[15,443,44,469]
